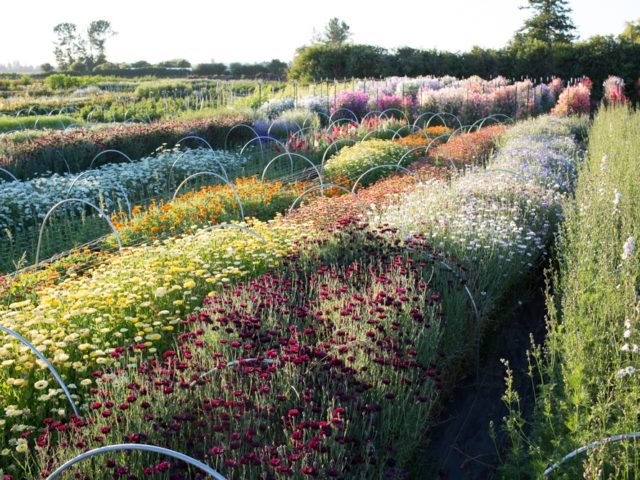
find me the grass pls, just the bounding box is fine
[0,115,82,133]
[500,105,640,479]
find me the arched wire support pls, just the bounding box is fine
[168,149,231,189]
[380,108,409,124]
[326,118,357,133]
[260,153,323,187]
[44,443,227,480]
[224,124,261,151]
[0,325,79,417]
[238,136,292,170]
[288,184,366,216]
[267,120,302,138]
[321,138,358,167]
[470,114,515,132]
[403,236,481,383]
[35,199,123,265]
[351,164,418,193]
[66,172,132,217]
[449,125,473,138]
[543,432,640,477]
[360,127,400,142]
[88,149,134,170]
[412,112,449,131]
[0,167,18,182]
[483,168,524,180]
[392,124,420,140]
[172,172,245,222]
[174,135,215,152]
[301,113,322,129]
[123,117,149,125]
[362,110,383,122]
[313,111,331,126]
[54,150,73,174]
[329,107,358,123]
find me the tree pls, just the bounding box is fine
[53,22,81,70]
[516,0,576,47]
[620,18,640,43]
[52,20,115,70]
[321,18,351,45]
[87,20,116,66]
[40,63,55,73]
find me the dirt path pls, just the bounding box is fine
[410,285,547,479]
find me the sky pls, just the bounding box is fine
[1,0,639,67]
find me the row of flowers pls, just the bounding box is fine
[0,147,245,234]
[0,112,254,180]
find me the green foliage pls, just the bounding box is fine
[620,18,640,43]
[0,115,81,133]
[156,59,191,68]
[289,44,392,81]
[320,17,352,45]
[324,139,407,186]
[516,0,576,46]
[192,62,227,75]
[502,106,640,478]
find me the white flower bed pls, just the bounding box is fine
[0,148,245,232]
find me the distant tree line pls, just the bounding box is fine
[290,4,640,100]
[288,39,640,96]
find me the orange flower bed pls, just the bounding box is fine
[113,177,307,244]
[431,124,505,166]
[394,125,452,149]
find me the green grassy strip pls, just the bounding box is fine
[502,105,640,478]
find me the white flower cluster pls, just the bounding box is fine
[0,148,245,232]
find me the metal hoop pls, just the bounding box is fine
[380,108,409,124]
[66,172,132,217]
[45,443,226,480]
[0,167,18,182]
[289,183,366,216]
[35,199,123,265]
[168,149,231,188]
[543,432,640,477]
[351,164,418,192]
[172,172,245,222]
[321,138,357,167]
[260,153,323,187]
[329,107,358,123]
[224,124,261,151]
[0,325,79,417]
[88,150,134,170]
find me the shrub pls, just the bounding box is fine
[323,139,407,187]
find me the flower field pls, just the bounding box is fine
[0,97,594,478]
[5,71,638,479]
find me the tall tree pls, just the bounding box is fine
[516,0,576,46]
[619,18,640,43]
[322,18,351,45]
[53,22,80,70]
[87,20,116,66]
[52,20,115,70]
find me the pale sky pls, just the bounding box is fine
[1,0,638,67]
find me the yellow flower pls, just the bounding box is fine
[183,279,196,290]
